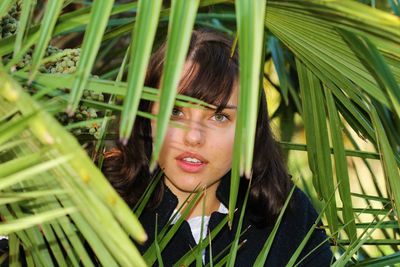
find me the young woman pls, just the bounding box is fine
[103,28,333,266]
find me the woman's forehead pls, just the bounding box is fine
[176,60,238,109]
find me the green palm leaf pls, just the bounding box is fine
[297,59,339,235]
[229,0,266,228]
[29,0,64,82]
[119,0,163,143]
[67,1,115,114]
[151,0,200,168]
[0,69,147,266]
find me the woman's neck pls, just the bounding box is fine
[165,181,221,219]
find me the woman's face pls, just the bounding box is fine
[151,85,238,199]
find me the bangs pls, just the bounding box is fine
[177,40,238,111]
[144,29,239,111]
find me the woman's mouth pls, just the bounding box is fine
[175,152,208,173]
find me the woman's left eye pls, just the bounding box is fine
[211,113,229,122]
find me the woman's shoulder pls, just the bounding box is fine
[290,187,319,219]
[278,187,332,266]
[232,186,333,266]
[279,187,326,242]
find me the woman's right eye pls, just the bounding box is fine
[171,107,183,118]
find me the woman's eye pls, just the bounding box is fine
[212,113,229,122]
[171,107,183,117]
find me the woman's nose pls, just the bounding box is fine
[183,122,205,147]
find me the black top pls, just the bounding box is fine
[137,175,333,266]
[0,176,333,266]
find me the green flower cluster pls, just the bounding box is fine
[0,2,21,38]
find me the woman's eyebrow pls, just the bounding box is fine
[224,104,237,110]
[205,105,237,111]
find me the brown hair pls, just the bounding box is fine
[102,28,292,225]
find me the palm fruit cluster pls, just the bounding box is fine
[41,47,106,139]
[44,49,105,140]
[43,48,80,74]
[2,3,105,140]
[56,89,105,140]
[13,46,62,70]
[0,1,22,38]
[44,48,105,140]
[17,47,105,139]
[10,46,81,74]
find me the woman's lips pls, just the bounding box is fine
[176,159,207,173]
[175,152,208,173]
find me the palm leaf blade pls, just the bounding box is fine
[119,0,163,143]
